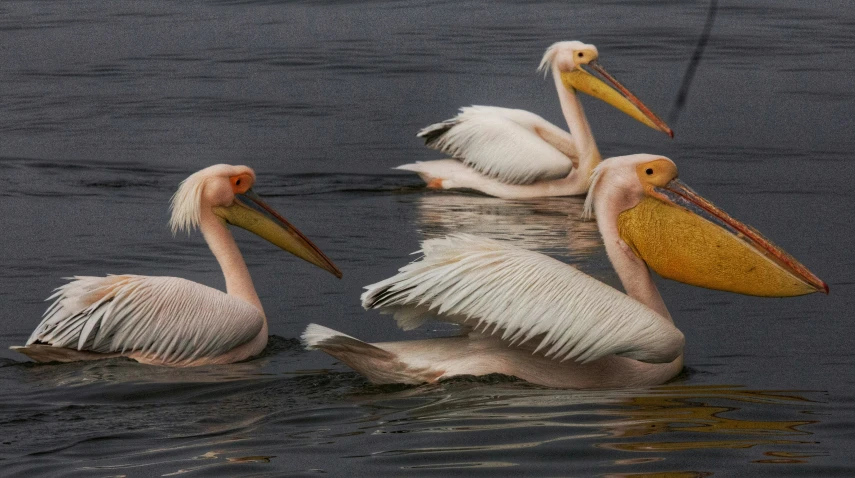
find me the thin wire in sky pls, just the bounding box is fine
[669,0,719,124]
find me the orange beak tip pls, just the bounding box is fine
[822,282,829,295]
[668,129,675,139]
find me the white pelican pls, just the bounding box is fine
[12,164,341,366]
[397,41,673,199]
[304,154,827,388]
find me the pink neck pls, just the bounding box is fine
[593,192,672,322]
[199,210,265,315]
[552,66,602,175]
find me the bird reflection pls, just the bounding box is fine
[14,336,305,388]
[413,193,601,263]
[597,385,818,458]
[346,383,824,471]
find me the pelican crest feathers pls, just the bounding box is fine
[583,161,609,220]
[537,41,586,76]
[169,169,207,236]
[168,164,254,236]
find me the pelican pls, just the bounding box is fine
[397,41,673,199]
[12,164,341,366]
[304,154,827,388]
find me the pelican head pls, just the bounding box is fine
[539,41,673,137]
[586,154,827,297]
[170,164,342,278]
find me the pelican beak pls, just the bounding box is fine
[562,61,673,138]
[618,180,827,297]
[213,189,342,278]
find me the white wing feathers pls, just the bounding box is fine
[417,106,576,185]
[362,235,683,365]
[28,275,263,365]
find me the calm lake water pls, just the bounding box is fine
[2,0,854,476]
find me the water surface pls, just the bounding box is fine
[1,1,854,476]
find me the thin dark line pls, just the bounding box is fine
[669,0,719,124]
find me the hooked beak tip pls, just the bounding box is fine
[822,282,829,295]
[667,129,675,139]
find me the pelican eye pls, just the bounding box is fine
[577,52,584,58]
[646,168,654,175]
[230,173,253,194]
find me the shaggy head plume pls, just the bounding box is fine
[537,41,588,77]
[169,169,208,236]
[582,161,608,220]
[168,164,254,236]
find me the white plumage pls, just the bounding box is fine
[416,106,576,185]
[361,234,683,365]
[25,275,263,365]
[13,164,340,366]
[303,155,708,388]
[583,160,609,220]
[168,166,210,235]
[400,42,601,198]
[307,159,820,387]
[401,41,672,199]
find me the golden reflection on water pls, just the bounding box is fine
[158,450,275,476]
[600,385,815,447]
[404,195,826,472]
[604,472,712,478]
[598,385,825,471]
[353,383,824,473]
[414,193,601,261]
[754,450,828,464]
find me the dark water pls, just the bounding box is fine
[2,0,854,475]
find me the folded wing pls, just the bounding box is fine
[418,106,577,185]
[362,234,683,364]
[27,275,264,365]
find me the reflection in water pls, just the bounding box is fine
[2,359,831,476]
[17,356,271,388]
[346,382,825,473]
[157,451,275,477]
[414,193,601,262]
[605,472,711,478]
[0,0,852,475]
[598,385,820,466]
[13,336,304,388]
